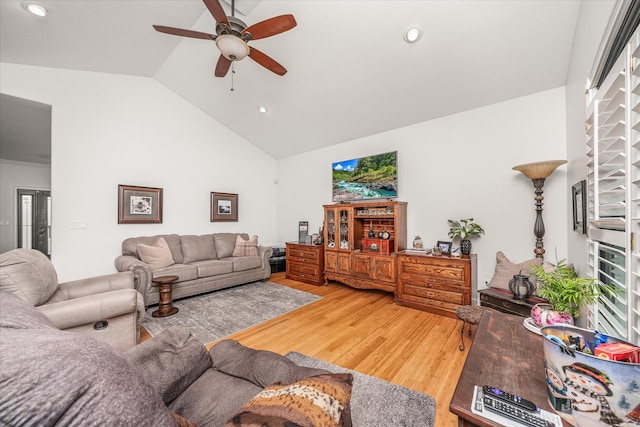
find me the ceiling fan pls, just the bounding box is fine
[153,0,296,77]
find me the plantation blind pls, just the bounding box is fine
[586,26,640,344]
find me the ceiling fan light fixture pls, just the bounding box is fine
[404,26,422,43]
[22,1,48,16]
[216,34,250,61]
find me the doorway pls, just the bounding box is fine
[17,188,51,257]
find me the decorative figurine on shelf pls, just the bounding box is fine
[413,236,424,249]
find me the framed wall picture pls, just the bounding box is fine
[211,192,238,222]
[118,185,163,224]
[436,240,452,255]
[572,180,587,234]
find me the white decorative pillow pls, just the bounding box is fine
[232,235,259,257]
[137,237,175,270]
[487,251,542,291]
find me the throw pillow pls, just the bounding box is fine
[232,235,259,257]
[181,235,217,263]
[225,373,353,427]
[137,237,175,270]
[487,251,542,291]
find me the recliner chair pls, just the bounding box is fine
[0,248,145,351]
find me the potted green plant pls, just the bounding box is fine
[447,218,484,255]
[529,259,616,327]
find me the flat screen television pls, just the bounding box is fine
[332,151,398,202]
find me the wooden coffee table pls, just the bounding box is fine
[449,310,571,426]
[151,275,179,317]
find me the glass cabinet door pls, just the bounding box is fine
[339,208,349,250]
[326,209,336,249]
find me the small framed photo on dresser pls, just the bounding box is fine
[436,241,452,255]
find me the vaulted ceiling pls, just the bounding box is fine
[0,0,581,160]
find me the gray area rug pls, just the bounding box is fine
[143,281,322,344]
[285,352,436,427]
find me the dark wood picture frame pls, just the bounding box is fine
[118,185,163,224]
[572,179,587,234]
[211,192,238,222]
[436,240,452,255]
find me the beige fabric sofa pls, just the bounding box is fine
[0,248,145,351]
[114,233,273,306]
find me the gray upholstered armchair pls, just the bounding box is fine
[0,248,145,351]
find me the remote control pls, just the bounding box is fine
[483,395,554,427]
[483,385,537,412]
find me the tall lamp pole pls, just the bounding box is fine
[512,160,567,259]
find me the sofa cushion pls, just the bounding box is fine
[225,373,354,427]
[152,264,198,282]
[125,326,212,404]
[0,248,59,306]
[169,368,262,427]
[231,256,262,272]
[487,251,542,291]
[181,235,217,264]
[210,340,330,388]
[137,237,175,270]
[0,291,177,427]
[123,234,184,264]
[214,233,249,259]
[190,260,234,278]
[232,235,259,257]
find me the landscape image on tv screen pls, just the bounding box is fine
[332,151,398,202]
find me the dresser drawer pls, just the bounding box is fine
[400,273,465,291]
[398,259,466,283]
[288,247,320,262]
[401,283,464,305]
[396,292,462,313]
[287,260,320,278]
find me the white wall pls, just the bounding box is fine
[276,88,569,288]
[564,1,617,275]
[0,63,278,282]
[0,160,51,253]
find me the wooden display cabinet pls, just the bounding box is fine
[395,252,477,318]
[323,201,406,292]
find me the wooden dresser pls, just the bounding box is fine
[285,242,325,286]
[395,252,477,318]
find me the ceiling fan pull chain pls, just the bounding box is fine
[230,62,235,91]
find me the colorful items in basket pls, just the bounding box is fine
[541,325,640,427]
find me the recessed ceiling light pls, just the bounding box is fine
[258,106,268,113]
[22,1,48,16]
[404,26,422,43]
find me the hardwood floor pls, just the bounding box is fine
[141,272,471,426]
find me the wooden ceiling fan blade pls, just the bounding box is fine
[203,0,230,27]
[153,25,215,40]
[248,47,287,76]
[215,55,232,77]
[242,15,297,40]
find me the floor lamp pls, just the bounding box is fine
[512,160,567,259]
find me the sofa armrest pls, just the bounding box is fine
[125,326,212,404]
[257,245,273,267]
[37,288,144,329]
[53,271,135,301]
[115,255,153,305]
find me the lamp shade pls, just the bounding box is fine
[215,34,250,61]
[512,160,567,180]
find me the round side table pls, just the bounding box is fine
[151,275,179,317]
